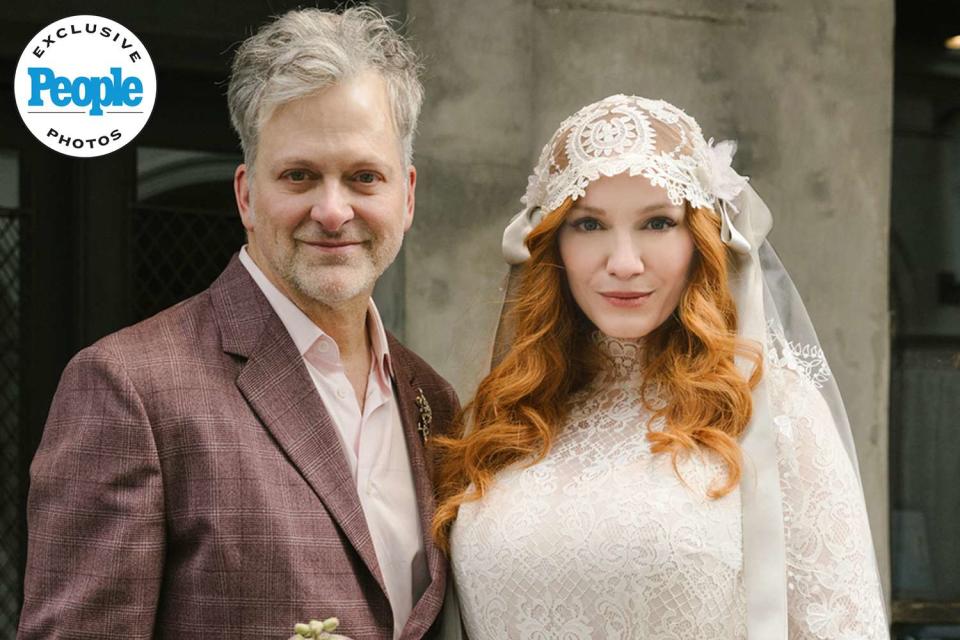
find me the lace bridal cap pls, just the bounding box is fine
[499,94,875,638]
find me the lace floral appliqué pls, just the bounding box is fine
[765,319,833,389]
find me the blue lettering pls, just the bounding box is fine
[122,75,142,106]
[26,67,144,116]
[27,67,54,105]
[70,77,95,112]
[51,77,71,107]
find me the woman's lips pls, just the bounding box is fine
[600,291,653,308]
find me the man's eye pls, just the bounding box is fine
[354,171,379,184]
[285,170,308,182]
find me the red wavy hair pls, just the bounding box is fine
[431,199,762,551]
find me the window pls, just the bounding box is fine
[890,2,960,633]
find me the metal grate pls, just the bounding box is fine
[131,206,244,322]
[0,211,21,639]
[132,147,243,322]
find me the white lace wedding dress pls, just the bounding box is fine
[449,335,887,639]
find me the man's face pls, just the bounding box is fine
[235,71,415,309]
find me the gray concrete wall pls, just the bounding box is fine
[403,0,893,595]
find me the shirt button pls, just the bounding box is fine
[318,341,330,353]
[336,387,347,399]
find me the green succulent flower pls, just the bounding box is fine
[288,616,340,639]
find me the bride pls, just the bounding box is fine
[431,95,888,638]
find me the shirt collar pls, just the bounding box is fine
[238,246,394,380]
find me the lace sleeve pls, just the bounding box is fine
[768,366,889,639]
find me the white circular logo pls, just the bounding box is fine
[14,15,157,158]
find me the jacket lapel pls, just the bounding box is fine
[211,256,388,597]
[389,336,448,638]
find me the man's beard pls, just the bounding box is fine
[277,227,402,306]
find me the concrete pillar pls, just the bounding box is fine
[404,0,893,596]
[403,0,536,391]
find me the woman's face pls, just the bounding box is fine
[557,173,696,340]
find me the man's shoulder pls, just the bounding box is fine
[76,287,220,372]
[77,254,261,367]
[46,286,232,428]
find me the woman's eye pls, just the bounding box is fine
[646,217,676,231]
[572,218,602,232]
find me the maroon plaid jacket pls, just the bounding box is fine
[19,256,459,640]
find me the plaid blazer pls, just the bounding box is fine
[19,256,460,640]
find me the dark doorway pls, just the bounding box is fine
[890,1,960,636]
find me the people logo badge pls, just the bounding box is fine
[14,15,157,158]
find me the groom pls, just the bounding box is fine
[18,7,458,640]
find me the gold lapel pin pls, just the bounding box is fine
[415,387,432,443]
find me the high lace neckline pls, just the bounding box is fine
[593,332,644,383]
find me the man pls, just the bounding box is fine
[18,7,458,639]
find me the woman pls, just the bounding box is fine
[432,95,888,639]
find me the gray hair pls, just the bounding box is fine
[227,6,423,170]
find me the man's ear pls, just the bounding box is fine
[235,164,254,231]
[404,164,416,231]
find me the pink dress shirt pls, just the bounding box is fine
[239,248,428,638]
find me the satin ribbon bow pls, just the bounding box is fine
[698,139,751,254]
[502,205,546,265]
